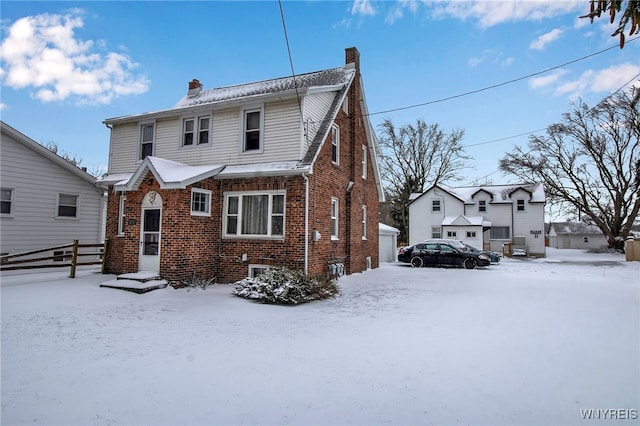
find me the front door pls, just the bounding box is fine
[139,191,162,272]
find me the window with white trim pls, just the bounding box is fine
[432,199,441,212]
[191,188,211,216]
[1,188,13,215]
[432,226,441,239]
[331,124,339,164]
[118,194,126,235]
[183,115,211,146]
[478,200,486,212]
[361,205,367,239]
[57,194,78,218]
[362,145,367,179]
[140,123,154,159]
[331,197,339,239]
[490,226,511,239]
[583,236,589,243]
[447,231,457,238]
[224,191,284,237]
[517,199,525,211]
[242,108,262,152]
[466,231,476,238]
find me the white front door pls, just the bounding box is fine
[139,191,162,272]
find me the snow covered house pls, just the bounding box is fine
[0,121,104,256]
[98,47,384,283]
[547,221,607,250]
[408,183,546,257]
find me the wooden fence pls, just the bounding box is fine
[625,239,640,262]
[0,240,107,278]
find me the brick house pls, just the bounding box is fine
[99,47,384,283]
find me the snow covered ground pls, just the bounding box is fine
[1,248,638,426]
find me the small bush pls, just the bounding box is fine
[178,272,216,291]
[233,267,340,305]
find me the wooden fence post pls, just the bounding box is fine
[69,239,79,278]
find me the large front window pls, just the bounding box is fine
[490,226,511,240]
[140,123,154,159]
[224,192,285,237]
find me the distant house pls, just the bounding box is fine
[379,223,400,263]
[0,121,104,257]
[98,47,384,283]
[408,183,546,257]
[548,222,608,250]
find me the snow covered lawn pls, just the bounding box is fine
[2,248,638,425]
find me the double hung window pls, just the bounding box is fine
[243,109,262,152]
[183,116,210,146]
[118,195,126,235]
[140,123,154,159]
[331,198,339,239]
[432,199,441,212]
[57,194,78,218]
[191,188,211,216]
[225,192,284,237]
[432,226,441,239]
[517,199,525,212]
[479,200,486,212]
[1,188,13,215]
[361,205,367,239]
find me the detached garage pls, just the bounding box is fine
[379,223,400,263]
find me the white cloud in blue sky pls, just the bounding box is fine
[0,10,149,105]
[530,28,564,50]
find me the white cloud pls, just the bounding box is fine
[529,69,568,90]
[0,11,149,105]
[530,28,564,50]
[0,102,6,111]
[351,0,377,16]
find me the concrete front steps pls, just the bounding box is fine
[100,271,168,294]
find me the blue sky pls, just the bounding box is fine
[1,1,639,184]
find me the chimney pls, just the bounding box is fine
[188,79,203,97]
[345,47,360,71]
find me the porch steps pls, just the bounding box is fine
[100,271,168,294]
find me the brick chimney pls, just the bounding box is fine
[345,47,360,71]
[188,79,203,97]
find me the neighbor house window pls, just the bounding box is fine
[361,205,367,239]
[490,226,511,240]
[447,231,457,238]
[584,236,589,243]
[432,199,441,212]
[242,108,262,152]
[224,192,284,237]
[331,197,339,239]
[466,231,477,238]
[432,226,441,239]
[183,116,211,146]
[479,200,486,212]
[118,195,126,235]
[57,194,78,218]
[331,124,340,164]
[191,188,211,216]
[1,188,13,215]
[362,145,367,179]
[140,123,154,159]
[517,199,525,212]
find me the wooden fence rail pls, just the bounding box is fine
[0,240,107,278]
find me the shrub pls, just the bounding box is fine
[233,267,340,305]
[177,272,217,291]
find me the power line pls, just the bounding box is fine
[367,35,639,117]
[278,0,303,122]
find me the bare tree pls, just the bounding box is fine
[43,141,105,178]
[580,0,640,48]
[378,118,468,242]
[499,88,640,248]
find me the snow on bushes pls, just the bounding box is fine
[233,267,339,305]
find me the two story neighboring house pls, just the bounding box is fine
[0,121,104,257]
[98,47,384,284]
[408,183,546,257]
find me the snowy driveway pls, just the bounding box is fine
[1,249,638,425]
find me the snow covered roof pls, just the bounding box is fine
[379,223,400,235]
[441,215,491,227]
[412,183,546,205]
[550,222,604,235]
[217,161,308,179]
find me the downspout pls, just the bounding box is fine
[304,173,309,274]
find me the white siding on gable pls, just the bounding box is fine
[302,91,337,153]
[409,189,464,245]
[263,99,301,161]
[0,132,103,253]
[108,123,139,173]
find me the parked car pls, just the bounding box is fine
[463,244,501,263]
[410,241,491,269]
[397,239,466,263]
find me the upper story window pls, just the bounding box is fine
[183,116,211,146]
[1,188,13,215]
[118,194,126,235]
[331,197,339,239]
[191,188,211,216]
[362,145,367,179]
[57,193,78,218]
[224,191,284,238]
[479,200,486,212]
[342,96,349,115]
[432,199,441,212]
[331,124,340,165]
[517,199,525,212]
[140,123,154,159]
[242,108,263,152]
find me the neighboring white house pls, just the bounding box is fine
[408,183,546,257]
[548,221,608,250]
[379,223,400,263]
[0,121,104,256]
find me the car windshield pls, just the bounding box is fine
[465,244,479,252]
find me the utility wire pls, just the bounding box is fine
[278,0,303,122]
[367,35,639,117]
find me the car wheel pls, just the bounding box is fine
[463,258,477,269]
[411,256,423,268]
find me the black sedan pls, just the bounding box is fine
[397,239,466,263]
[409,241,491,269]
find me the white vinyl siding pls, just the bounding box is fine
[302,91,336,153]
[0,130,103,254]
[108,123,139,173]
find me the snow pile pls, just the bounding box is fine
[233,267,339,304]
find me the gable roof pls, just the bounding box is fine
[411,183,545,205]
[549,222,604,236]
[0,121,97,186]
